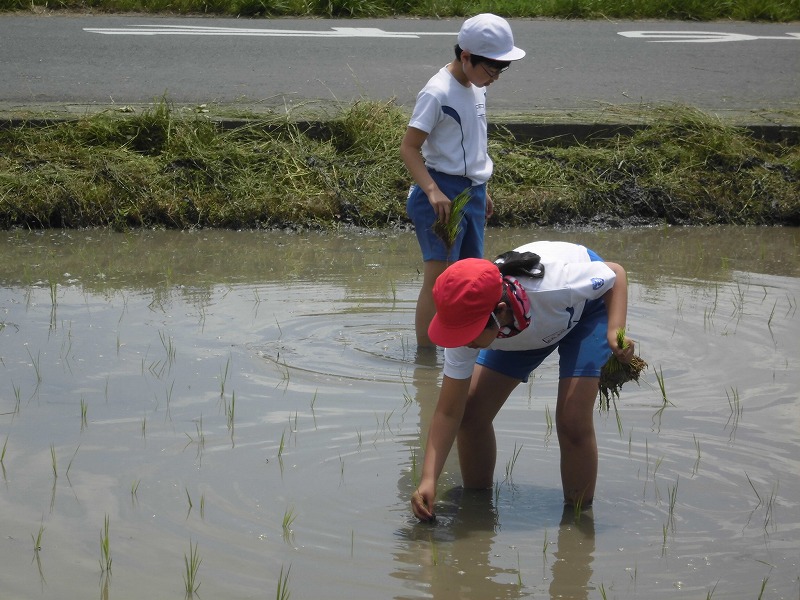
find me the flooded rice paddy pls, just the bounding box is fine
[0,226,798,600]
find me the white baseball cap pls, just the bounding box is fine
[457,13,526,62]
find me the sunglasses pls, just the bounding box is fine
[478,62,510,79]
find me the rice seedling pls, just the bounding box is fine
[431,188,471,255]
[80,397,88,430]
[185,487,193,515]
[429,534,439,566]
[185,415,205,450]
[26,348,42,386]
[277,429,286,458]
[183,539,201,597]
[12,382,21,414]
[516,550,523,587]
[1,435,7,466]
[627,562,638,586]
[100,514,112,572]
[131,479,140,501]
[692,434,701,476]
[544,404,553,442]
[667,477,679,531]
[225,391,236,431]
[503,442,523,484]
[65,444,80,482]
[399,372,413,409]
[219,356,231,398]
[572,493,587,522]
[49,444,57,479]
[745,472,764,508]
[282,505,297,541]
[32,522,45,554]
[756,575,770,600]
[598,328,648,409]
[763,482,778,531]
[48,280,58,330]
[410,449,417,486]
[628,429,633,456]
[200,494,205,520]
[767,298,778,331]
[276,564,291,600]
[726,386,743,438]
[542,529,549,555]
[655,366,672,407]
[599,583,608,600]
[159,329,176,370]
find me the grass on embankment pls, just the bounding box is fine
[0,100,798,231]
[2,0,799,21]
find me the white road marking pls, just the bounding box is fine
[83,24,454,38]
[618,31,800,43]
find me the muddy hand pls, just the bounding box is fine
[411,488,435,522]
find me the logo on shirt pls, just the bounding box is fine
[591,277,605,290]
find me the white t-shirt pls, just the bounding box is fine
[443,241,617,379]
[408,66,492,186]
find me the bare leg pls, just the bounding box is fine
[457,365,521,489]
[415,260,448,348]
[555,377,599,506]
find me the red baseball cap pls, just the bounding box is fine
[428,258,503,348]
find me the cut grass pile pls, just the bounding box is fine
[0,100,798,231]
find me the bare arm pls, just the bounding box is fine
[411,375,471,521]
[603,262,634,361]
[400,126,452,224]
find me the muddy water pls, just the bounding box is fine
[0,226,797,600]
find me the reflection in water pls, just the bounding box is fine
[394,352,523,600]
[395,351,599,600]
[549,508,595,600]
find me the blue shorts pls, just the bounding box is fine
[476,249,610,382]
[406,170,486,262]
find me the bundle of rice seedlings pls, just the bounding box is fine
[431,188,471,252]
[598,328,648,410]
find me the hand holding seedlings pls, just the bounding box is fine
[598,327,648,410]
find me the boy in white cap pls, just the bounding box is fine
[401,14,526,348]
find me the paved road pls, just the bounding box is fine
[1,14,798,123]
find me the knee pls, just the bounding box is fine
[459,408,487,437]
[556,417,594,447]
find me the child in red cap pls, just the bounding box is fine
[401,14,525,348]
[411,241,634,521]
